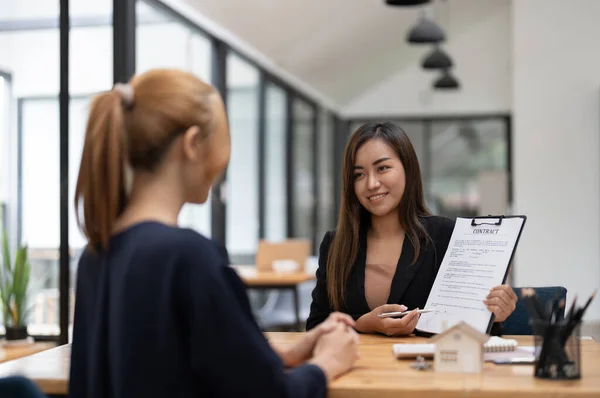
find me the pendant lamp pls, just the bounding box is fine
[385,0,431,5]
[407,17,445,44]
[433,70,459,90]
[422,46,453,69]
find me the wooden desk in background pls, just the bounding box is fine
[1,333,598,397]
[231,265,316,330]
[0,342,55,364]
[0,343,68,395]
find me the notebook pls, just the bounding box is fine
[392,336,519,359]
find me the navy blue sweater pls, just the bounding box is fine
[69,221,326,398]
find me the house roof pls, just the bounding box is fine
[429,321,489,344]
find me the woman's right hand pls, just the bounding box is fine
[309,323,359,382]
[355,304,420,336]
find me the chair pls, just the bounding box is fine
[252,248,316,331]
[255,239,311,272]
[502,286,567,335]
[0,376,47,398]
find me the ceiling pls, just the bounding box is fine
[181,0,504,107]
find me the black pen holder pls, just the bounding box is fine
[531,320,581,380]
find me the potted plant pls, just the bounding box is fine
[0,231,31,341]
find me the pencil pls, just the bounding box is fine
[565,295,577,323]
[561,290,596,345]
[577,290,597,321]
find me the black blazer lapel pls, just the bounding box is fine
[350,232,372,315]
[386,236,428,305]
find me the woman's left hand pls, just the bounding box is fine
[280,312,355,367]
[484,285,518,323]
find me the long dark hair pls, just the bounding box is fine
[326,122,431,310]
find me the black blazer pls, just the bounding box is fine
[306,215,502,335]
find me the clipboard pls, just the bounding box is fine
[415,214,527,336]
[473,215,527,334]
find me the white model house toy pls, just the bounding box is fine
[429,321,489,374]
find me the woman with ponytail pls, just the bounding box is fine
[69,69,358,398]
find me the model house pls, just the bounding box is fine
[430,321,489,374]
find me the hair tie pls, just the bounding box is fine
[113,83,135,110]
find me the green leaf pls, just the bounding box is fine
[2,231,11,274]
[0,231,30,327]
[12,247,29,326]
[0,231,13,325]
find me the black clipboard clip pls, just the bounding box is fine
[471,215,505,226]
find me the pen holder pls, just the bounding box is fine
[531,320,581,380]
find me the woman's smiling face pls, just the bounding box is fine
[353,138,406,217]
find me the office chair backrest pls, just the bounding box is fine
[502,286,567,335]
[255,239,311,272]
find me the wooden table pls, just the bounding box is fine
[0,342,55,364]
[232,265,316,330]
[1,333,598,397]
[266,333,600,398]
[0,344,69,396]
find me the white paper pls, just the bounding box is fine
[416,217,525,334]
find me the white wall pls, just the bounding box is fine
[512,0,600,321]
[343,0,511,117]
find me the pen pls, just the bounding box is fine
[561,290,596,346]
[548,291,561,322]
[378,308,436,318]
[577,290,597,320]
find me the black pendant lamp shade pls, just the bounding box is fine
[422,47,453,69]
[407,18,445,44]
[433,70,460,90]
[385,0,431,5]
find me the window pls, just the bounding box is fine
[0,0,62,336]
[264,82,287,242]
[291,99,316,242]
[317,109,335,243]
[0,0,117,337]
[226,53,259,260]
[429,119,508,218]
[136,0,213,238]
[0,73,10,235]
[440,350,458,363]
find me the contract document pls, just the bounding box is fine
[416,215,526,335]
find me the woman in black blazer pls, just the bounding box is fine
[306,122,517,336]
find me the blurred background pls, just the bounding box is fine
[0,0,598,343]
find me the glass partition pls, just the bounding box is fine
[0,74,9,236]
[429,119,508,218]
[291,99,316,241]
[317,109,335,242]
[0,0,62,336]
[226,53,260,260]
[264,82,287,242]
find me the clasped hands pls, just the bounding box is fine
[354,284,517,337]
[279,312,359,369]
